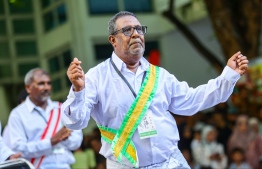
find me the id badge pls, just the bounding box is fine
[138,111,157,139]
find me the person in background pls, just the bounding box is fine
[258,106,262,136]
[62,11,248,169]
[71,135,96,169]
[248,117,260,134]
[89,136,106,169]
[17,89,29,104]
[191,128,202,166]
[0,121,21,162]
[259,156,262,169]
[228,147,251,169]
[192,125,227,169]
[5,68,83,169]
[211,112,232,154]
[228,115,262,169]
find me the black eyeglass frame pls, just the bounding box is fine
[111,25,147,36]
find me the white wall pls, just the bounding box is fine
[161,17,225,88]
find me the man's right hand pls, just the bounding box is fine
[51,127,72,146]
[67,58,85,91]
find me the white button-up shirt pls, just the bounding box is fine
[62,52,240,167]
[0,122,13,162]
[6,97,83,169]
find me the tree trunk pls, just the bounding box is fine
[204,0,262,60]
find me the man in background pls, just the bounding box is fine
[5,68,83,169]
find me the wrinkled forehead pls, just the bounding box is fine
[32,71,50,82]
[115,15,141,28]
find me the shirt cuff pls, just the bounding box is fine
[67,86,85,100]
[61,86,85,124]
[42,138,52,151]
[74,87,85,100]
[221,66,240,83]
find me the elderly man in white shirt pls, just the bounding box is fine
[62,11,248,169]
[5,68,83,169]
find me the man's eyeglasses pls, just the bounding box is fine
[111,25,147,36]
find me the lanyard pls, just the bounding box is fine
[110,58,146,98]
[34,107,48,123]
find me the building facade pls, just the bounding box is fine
[0,0,217,131]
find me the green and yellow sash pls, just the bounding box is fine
[98,64,160,167]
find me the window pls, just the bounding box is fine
[57,4,66,24]
[87,0,153,15]
[62,50,72,68]
[48,56,60,73]
[0,20,6,35]
[0,64,12,78]
[94,44,113,60]
[13,19,35,34]
[18,63,39,76]
[88,0,118,14]
[41,0,60,9]
[16,41,37,57]
[52,78,62,93]
[47,49,72,73]
[47,48,72,93]
[42,2,67,32]
[8,0,33,14]
[41,0,53,9]
[0,42,9,59]
[124,0,152,12]
[0,0,4,14]
[43,11,55,32]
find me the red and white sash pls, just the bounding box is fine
[30,102,62,169]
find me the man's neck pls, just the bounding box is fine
[114,51,142,73]
[126,62,140,73]
[29,97,48,110]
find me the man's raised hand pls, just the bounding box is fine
[67,58,85,91]
[227,51,249,76]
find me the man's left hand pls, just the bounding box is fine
[227,51,249,76]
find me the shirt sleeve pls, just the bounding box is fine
[8,110,53,158]
[0,135,13,162]
[168,66,240,115]
[62,73,98,130]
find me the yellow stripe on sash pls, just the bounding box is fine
[98,127,137,163]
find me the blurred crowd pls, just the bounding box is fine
[174,103,262,169]
[70,127,106,169]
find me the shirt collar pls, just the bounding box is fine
[25,96,57,113]
[111,51,149,72]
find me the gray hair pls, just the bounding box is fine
[108,11,137,35]
[24,68,49,85]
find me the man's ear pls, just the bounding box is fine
[25,85,31,94]
[108,35,116,47]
